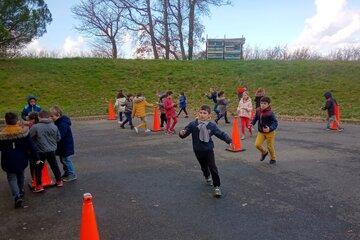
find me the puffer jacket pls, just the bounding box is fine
[132,97,153,118]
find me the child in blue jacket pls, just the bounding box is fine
[177,92,189,118]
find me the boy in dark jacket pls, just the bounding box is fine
[322,91,342,131]
[21,95,42,120]
[0,112,39,208]
[120,94,134,129]
[179,105,232,198]
[250,97,278,164]
[50,106,77,182]
[30,111,62,192]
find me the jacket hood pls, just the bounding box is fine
[38,118,53,124]
[133,96,145,103]
[324,92,332,99]
[27,95,37,103]
[0,125,29,140]
[260,106,272,113]
[57,115,71,126]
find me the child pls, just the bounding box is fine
[177,92,189,118]
[237,91,253,139]
[205,88,219,117]
[120,94,134,129]
[132,93,153,133]
[27,112,39,183]
[237,85,247,100]
[322,91,342,131]
[21,95,42,120]
[0,112,39,208]
[29,110,62,192]
[250,97,278,164]
[50,106,77,182]
[179,105,232,198]
[254,88,266,109]
[115,90,126,124]
[215,91,230,124]
[163,91,178,134]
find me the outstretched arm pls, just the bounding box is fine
[212,125,232,144]
[179,123,194,139]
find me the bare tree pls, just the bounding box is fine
[72,0,125,59]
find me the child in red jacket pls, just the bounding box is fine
[163,91,178,134]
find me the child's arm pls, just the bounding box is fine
[268,113,278,132]
[145,101,154,108]
[29,126,37,138]
[250,110,259,126]
[211,125,232,144]
[179,122,194,139]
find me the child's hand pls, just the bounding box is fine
[36,160,43,165]
[179,129,187,136]
[263,126,270,133]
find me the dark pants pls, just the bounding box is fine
[121,112,133,127]
[214,104,220,117]
[118,112,124,121]
[160,113,167,127]
[194,150,220,187]
[35,151,61,186]
[216,111,229,123]
[177,107,188,117]
[6,171,24,199]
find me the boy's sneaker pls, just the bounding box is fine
[130,126,134,130]
[241,136,245,140]
[33,186,44,193]
[269,160,276,164]
[225,121,231,124]
[205,177,213,186]
[134,127,139,134]
[118,121,123,124]
[63,175,77,182]
[19,189,25,199]
[14,197,23,209]
[213,187,222,198]
[120,125,125,129]
[325,127,331,131]
[338,128,343,132]
[56,180,64,187]
[185,115,189,118]
[260,152,269,161]
[145,129,151,133]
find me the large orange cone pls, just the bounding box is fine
[330,104,341,130]
[226,116,245,152]
[80,193,100,240]
[107,100,117,120]
[29,163,55,188]
[152,107,161,132]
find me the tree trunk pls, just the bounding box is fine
[177,0,186,60]
[163,0,170,59]
[188,0,196,60]
[111,37,118,59]
[146,0,159,59]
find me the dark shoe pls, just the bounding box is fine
[269,160,276,164]
[19,189,25,199]
[120,125,125,129]
[213,187,222,198]
[185,115,189,118]
[260,152,269,161]
[14,197,23,209]
[130,126,134,130]
[225,121,231,124]
[215,119,219,124]
[205,177,213,186]
[62,175,77,182]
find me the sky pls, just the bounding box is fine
[25,0,360,57]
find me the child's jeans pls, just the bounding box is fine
[122,112,133,126]
[240,117,252,135]
[59,155,76,177]
[166,116,178,133]
[35,151,62,186]
[194,150,220,187]
[255,131,276,160]
[7,171,24,199]
[135,117,148,129]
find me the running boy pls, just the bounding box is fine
[179,105,232,198]
[250,97,278,164]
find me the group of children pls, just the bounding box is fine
[0,96,76,208]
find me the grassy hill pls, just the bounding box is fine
[0,58,359,120]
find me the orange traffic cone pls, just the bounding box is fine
[330,104,341,130]
[152,107,161,132]
[226,116,245,152]
[80,193,100,240]
[107,100,117,120]
[29,163,55,189]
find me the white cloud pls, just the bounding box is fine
[292,0,360,53]
[61,36,87,57]
[24,39,46,55]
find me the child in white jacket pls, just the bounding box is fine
[237,92,253,139]
[115,91,126,124]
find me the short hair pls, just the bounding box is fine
[200,105,211,114]
[50,106,63,117]
[28,112,39,123]
[5,112,18,125]
[180,92,184,95]
[218,91,224,97]
[127,94,133,98]
[260,96,271,104]
[166,91,173,96]
[38,110,50,119]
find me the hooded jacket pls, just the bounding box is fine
[237,97,253,118]
[0,125,38,173]
[132,97,153,118]
[21,95,41,120]
[115,97,126,113]
[163,96,177,118]
[54,115,74,157]
[322,92,337,117]
[251,107,278,133]
[30,118,61,152]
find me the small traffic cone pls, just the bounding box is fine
[80,193,100,240]
[330,104,341,130]
[152,107,161,132]
[29,163,55,189]
[107,100,117,120]
[226,116,245,152]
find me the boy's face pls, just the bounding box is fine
[198,109,210,121]
[260,102,270,110]
[50,114,59,121]
[29,99,36,106]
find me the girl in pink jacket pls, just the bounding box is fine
[237,92,253,139]
[163,91,178,134]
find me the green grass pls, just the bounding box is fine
[0,58,359,120]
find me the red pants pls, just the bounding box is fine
[240,117,252,135]
[166,116,178,133]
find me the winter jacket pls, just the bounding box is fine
[237,97,253,118]
[179,95,187,109]
[29,119,61,152]
[179,119,232,152]
[21,95,41,120]
[216,97,229,114]
[0,125,38,173]
[206,91,218,104]
[163,97,177,118]
[54,116,74,157]
[132,97,153,118]
[322,92,337,117]
[115,97,126,113]
[251,107,278,133]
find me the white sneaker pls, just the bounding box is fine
[213,187,222,198]
[241,136,245,140]
[145,129,151,133]
[205,177,213,186]
[118,121,123,124]
[134,127,139,133]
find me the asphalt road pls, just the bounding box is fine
[0,117,359,240]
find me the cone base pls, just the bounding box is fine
[151,129,162,132]
[225,148,246,152]
[28,182,56,190]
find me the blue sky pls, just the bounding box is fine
[26,0,360,57]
